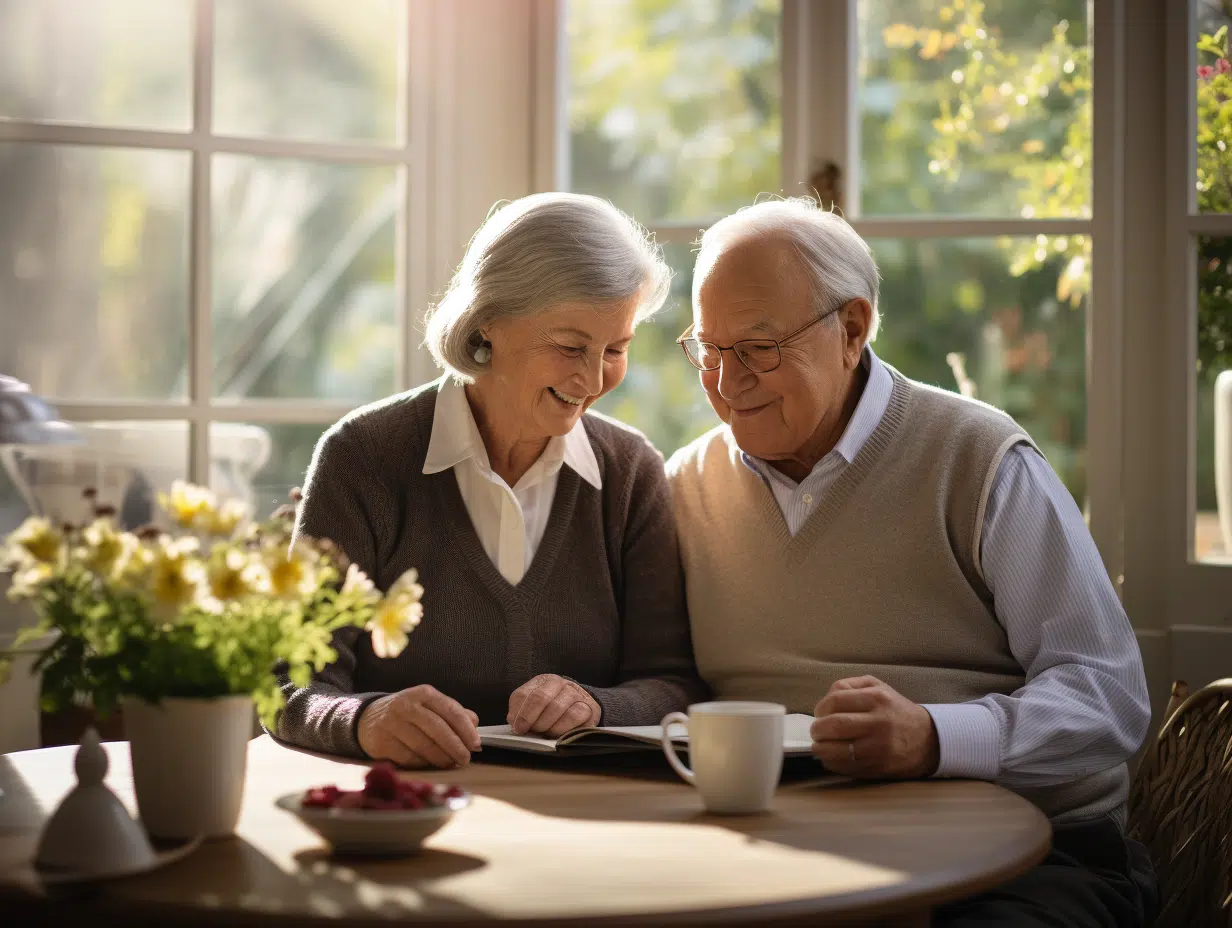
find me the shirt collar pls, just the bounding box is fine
[740,346,893,479]
[423,377,602,490]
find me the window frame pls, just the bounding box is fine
[0,0,437,491]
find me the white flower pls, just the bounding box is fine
[366,567,423,659]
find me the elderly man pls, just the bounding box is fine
[667,199,1154,927]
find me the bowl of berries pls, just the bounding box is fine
[275,763,471,856]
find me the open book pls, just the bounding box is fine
[478,713,817,756]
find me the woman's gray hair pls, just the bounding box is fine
[425,192,672,380]
[696,197,881,340]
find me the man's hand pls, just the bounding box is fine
[810,676,941,779]
[507,674,601,737]
[357,684,481,769]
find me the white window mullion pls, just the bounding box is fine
[532,0,565,192]
[188,0,215,487]
[403,1,432,390]
[1087,0,1128,592]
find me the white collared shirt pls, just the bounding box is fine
[743,348,892,535]
[422,378,602,584]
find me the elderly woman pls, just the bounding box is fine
[275,193,707,769]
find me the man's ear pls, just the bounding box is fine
[840,298,874,370]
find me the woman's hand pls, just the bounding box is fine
[357,684,481,768]
[507,674,602,737]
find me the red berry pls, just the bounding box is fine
[364,763,400,800]
[335,792,366,809]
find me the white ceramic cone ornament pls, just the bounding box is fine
[35,727,158,876]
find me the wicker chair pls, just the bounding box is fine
[1128,679,1232,927]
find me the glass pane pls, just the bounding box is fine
[1195,236,1232,563]
[0,421,187,530]
[870,236,1088,502]
[1196,2,1232,214]
[211,423,327,519]
[213,0,406,145]
[0,144,191,401]
[859,1,1091,218]
[211,155,399,402]
[595,243,716,456]
[0,0,192,131]
[566,0,781,222]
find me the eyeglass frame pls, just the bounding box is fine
[675,303,844,374]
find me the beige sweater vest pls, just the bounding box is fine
[668,368,1128,823]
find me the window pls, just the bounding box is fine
[1193,3,1232,564]
[0,0,419,524]
[562,0,1093,509]
[564,0,782,455]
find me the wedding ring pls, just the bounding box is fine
[848,741,856,763]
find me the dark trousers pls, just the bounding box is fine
[934,816,1157,928]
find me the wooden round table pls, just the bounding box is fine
[0,735,1050,926]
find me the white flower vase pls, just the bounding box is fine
[1217,370,1232,557]
[123,695,253,840]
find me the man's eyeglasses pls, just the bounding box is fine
[676,306,840,374]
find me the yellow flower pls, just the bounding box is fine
[206,545,268,602]
[78,519,136,578]
[114,540,157,591]
[366,567,423,659]
[202,498,251,537]
[160,480,217,530]
[265,541,318,599]
[6,517,63,567]
[146,537,206,618]
[6,561,53,601]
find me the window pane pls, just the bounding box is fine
[0,144,190,401]
[1196,236,1232,563]
[1196,3,1232,215]
[870,236,1088,502]
[210,423,326,519]
[0,0,192,131]
[859,1,1091,218]
[595,242,715,456]
[213,0,406,145]
[0,421,187,530]
[566,0,781,222]
[211,155,399,402]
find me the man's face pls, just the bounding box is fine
[693,237,863,467]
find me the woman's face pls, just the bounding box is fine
[479,296,641,439]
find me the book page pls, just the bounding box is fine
[478,715,817,756]
[783,713,815,754]
[476,725,561,753]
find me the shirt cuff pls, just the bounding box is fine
[922,703,1002,780]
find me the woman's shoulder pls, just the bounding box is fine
[580,409,664,470]
[322,380,441,464]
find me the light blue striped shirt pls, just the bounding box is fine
[744,349,1150,785]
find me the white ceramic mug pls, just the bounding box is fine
[660,701,786,814]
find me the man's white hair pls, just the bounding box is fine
[695,198,881,341]
[425,192,671,381]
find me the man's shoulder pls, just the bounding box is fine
[665,425,739,484]
[894,368,1031,446]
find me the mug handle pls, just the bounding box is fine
[660,712,694,785]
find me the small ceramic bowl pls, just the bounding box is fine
[275,790,472,856]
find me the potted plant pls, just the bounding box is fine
[0,483,422,840]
